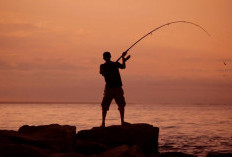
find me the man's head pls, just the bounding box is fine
[103,51,111,61]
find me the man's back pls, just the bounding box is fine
[100,61,124,89]
[99,51,129,127]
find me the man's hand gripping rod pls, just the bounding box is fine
[116,49,131,62]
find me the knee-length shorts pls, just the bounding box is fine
[101,87,126,111]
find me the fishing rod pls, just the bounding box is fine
[116,20,210,62]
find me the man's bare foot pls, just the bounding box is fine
[100,123,105,128]
[121,121,130,126]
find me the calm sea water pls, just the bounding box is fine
[0,103,231,157]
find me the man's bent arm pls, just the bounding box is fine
[121,57,126,69]
[119,51,127,69]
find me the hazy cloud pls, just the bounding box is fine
[0,22,45,33]
[0,59,87,71]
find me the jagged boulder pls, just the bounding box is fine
[18,124,76,152]
[76,123,159,154]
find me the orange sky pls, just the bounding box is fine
[0,0,232,104]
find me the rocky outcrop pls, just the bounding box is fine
[76,123,159,154]
[0,123,159,156]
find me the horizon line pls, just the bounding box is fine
[0,101,136,104]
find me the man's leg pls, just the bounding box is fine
[119,108,130,125]
[101,89,113,127]
[119,108,125,124]
[101,110,107,127]
[114,87,130,125]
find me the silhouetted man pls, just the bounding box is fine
[100,51,129,127]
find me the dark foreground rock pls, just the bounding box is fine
[0,123,160,156]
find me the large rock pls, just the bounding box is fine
[76,123,159,154]
[18,124,76,152]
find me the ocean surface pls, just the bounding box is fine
[0,103,231,157]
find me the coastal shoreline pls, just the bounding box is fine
[0,123,231,157]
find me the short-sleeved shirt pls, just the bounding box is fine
[100,61,124,89]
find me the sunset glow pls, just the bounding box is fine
[0,0,232,104]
